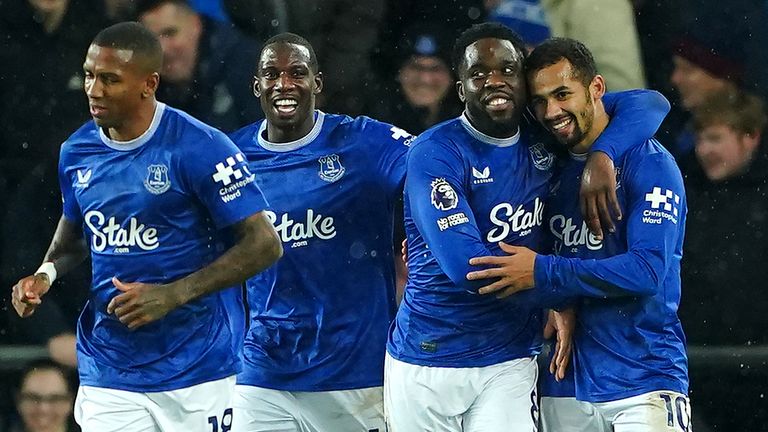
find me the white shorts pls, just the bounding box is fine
[232,384,385,432]
[384,353,538,432]
[592,390,693,432]
[540,396,604,432]
[74,376,236,432]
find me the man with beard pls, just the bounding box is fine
[384,23,672,431]
[468,37,690,431]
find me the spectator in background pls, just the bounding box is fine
[136,0,262,131]
[369,24,462,135]
[10,359,78,432]
[484,0,646,90]
[0,0,103,363]
[666,32,741,164]
[367,24,462,296]
[680,88,768,432]
[660,1,768,169]
[371,0,485,108]
[681,90,768,347]
[224,0,385,116]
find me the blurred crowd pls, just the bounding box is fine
[0,0,766,430]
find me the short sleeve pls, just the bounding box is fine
[183,130,269,228]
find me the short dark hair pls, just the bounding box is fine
[135,0,194,18]
[260,32,319,74]
[92,22,163,73]
[452,22,526,74]
[525,37,597,87]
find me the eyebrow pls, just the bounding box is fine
[549,85,570,95]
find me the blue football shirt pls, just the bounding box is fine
[58,103,268,392]
[389,90,674,369]
[229,111,411,391]
[535,141,689,403]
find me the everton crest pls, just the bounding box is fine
[318,154,345,183]
[529,142,555,171]
[144,164,171,195]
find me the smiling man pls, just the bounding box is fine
[384,23,672,431]
[467,37,690,431]
[10,22,282,432]
[227,32,413,431]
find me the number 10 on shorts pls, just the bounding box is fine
[660,394,691,431]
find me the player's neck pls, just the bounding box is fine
[466,112,519,139]
[106,100,158,142]
[266,112,316,143]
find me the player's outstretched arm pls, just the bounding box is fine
[11,216,88,318]
[108,211,282,329]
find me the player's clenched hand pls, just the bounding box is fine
[466,242,536,298]
[107,277,181,330]
[544,309,574,381]
[10,274,51,317]
[581,151,622,241]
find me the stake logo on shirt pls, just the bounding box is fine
[549,214,603,253]
[486,196,545,242]
[265,209,337,249]
[84,210,159,253]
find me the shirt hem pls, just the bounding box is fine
[79,369,239,393]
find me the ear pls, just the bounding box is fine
[143,72,160,98]
[252,77,260,97]
[742,129,761,155]
[314,71,324,94]
[456,80,465,103]
[590,74,606,100]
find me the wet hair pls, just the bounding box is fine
[451,22,526,75]
[693,90,767,135]
[260,32,319,74]
[17,359,75,394]
[91,21,163,73]
[525,37,597,88]
[135,0,194,18]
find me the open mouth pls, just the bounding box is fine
[274,98,298,116]
[548,115,575,136]
[484,95,512,112]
